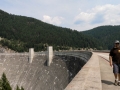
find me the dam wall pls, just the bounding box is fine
[0,51,92,90]
[55,51,92,82]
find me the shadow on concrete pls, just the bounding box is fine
[65,56,85,82]
[101,80,114,85]
[56,51,92,83]
[44,60,47,66]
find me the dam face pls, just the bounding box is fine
[0,51,92,90]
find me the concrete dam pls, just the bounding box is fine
[0,50,92,90]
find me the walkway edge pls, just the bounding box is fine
[64,52,102,90]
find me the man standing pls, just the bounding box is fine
[109,40,120,86]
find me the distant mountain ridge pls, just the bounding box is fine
[82,25,120,49]
[0,9,101,52]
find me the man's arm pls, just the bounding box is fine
[109,56,113,67]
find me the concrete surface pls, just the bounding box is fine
[0,51,92,90]
[0,54,69,90]
[98,53,120,90]
[65,52,120,90]
[29,48,34,63]
[65,52,102,90]
[56,51,92,82]
[47,46,53,66]
[1,50,118,90]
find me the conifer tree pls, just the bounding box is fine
[0,79,2,90]
[0,73,24,90]
[16,85,20,90]
[21,87,24,90]
[1,73,12,90]
[16,86,24,90]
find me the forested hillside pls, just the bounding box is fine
[0,9,101,52]
[82,25,120,49]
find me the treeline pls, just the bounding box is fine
[0,9,101,52]
[0,73,24,90]
[82,25,120,50]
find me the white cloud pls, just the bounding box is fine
[74,12,95,24]
[74,4,120,26]
[42,15,64,25]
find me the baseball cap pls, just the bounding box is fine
[115,40,120,43]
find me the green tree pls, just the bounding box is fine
[0,79,2,90]
[16,86,24,90]
[16,86,20,90]
[0,73,24,90]
[21,87,24,90]
[1,73,12,90]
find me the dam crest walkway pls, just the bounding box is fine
[65,52,120,90]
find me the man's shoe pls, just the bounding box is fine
[118,82,120,86]
[114,80,118,86]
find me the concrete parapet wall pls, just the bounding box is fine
[65,53,102,90]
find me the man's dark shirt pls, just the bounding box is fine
[110,47,120,63]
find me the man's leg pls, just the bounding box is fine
[118,64,120,85]
[113,63,119,85]
[118,74,120,85]
[114,74,118,79]
[114,74,118,85]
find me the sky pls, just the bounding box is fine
[0,0,120,31]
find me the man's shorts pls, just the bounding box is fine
[113,63,120,74]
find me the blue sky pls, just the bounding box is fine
[0,0,120,31]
